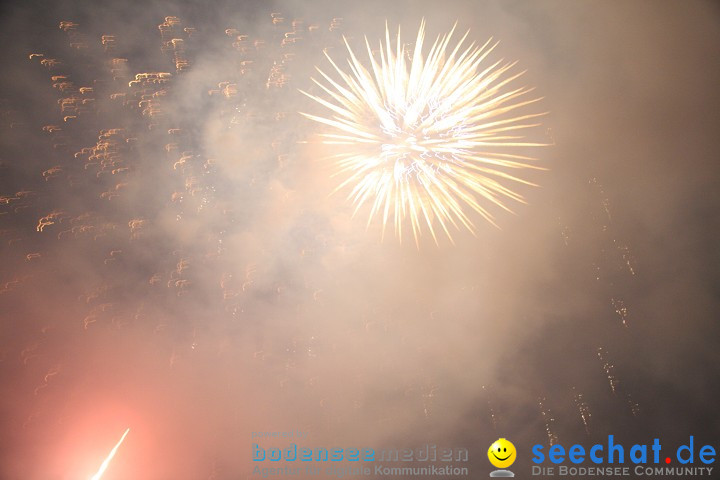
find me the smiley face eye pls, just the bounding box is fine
[504,448,507,452]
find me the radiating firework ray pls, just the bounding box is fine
[89,428,130,480]
[301,20,547,245]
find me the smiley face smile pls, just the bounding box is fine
[492,452,512,462]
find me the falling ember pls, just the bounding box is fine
[597,346,619,394]
[89,428,130,480]
[572,388,592,436]
[537,396,559,446]
[301,20,547,245]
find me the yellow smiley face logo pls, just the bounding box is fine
[488,438,516,469]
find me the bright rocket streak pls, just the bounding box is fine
[89,428,130,480]
[301,21,547,246]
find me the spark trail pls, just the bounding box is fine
[89,428,130,480]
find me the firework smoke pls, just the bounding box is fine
[0,2,718,479]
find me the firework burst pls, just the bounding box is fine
[301,20,547,245]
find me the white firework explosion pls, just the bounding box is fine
[301,20,547,246]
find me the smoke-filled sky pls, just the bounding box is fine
[1,1,719,479]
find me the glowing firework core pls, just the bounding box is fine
[301,21,547,245]
[89,428,130,480]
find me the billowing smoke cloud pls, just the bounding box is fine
[1,1,719,479]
